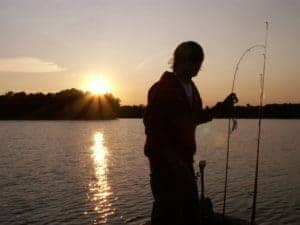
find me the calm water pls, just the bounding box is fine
[0,119,299,225]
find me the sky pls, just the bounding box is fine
[0,0,299,106]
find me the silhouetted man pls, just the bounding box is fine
[143,41,238,225]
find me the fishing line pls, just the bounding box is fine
[222,22,269,221]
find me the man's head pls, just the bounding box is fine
[172,41,204,81]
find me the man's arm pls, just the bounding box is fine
[194,93,238,124]
[194,107,213,124]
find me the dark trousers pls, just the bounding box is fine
[150,161,201,225]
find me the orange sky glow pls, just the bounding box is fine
[0,0,299,106]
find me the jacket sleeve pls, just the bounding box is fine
[194,107,213,125]
[143,83,174,158]
[192,84,212,125]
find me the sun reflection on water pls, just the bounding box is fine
[89,131,114,223]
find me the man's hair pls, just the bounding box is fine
[172,41,204,71]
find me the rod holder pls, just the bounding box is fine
[199,160,206,200]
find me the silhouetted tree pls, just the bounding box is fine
[0,89,120,120]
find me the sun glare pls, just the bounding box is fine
[86,76,110,95]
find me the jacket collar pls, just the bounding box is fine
[160,71,196,110]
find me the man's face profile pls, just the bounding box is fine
[176,59,202,81]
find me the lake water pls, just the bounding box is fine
[0,119,299,225]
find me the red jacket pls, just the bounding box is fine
[143,71,211,166]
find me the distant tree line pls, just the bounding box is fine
[118,103,300,119]
[0,90,299,119]
[230,104,300,119]
[0,89,120,120]
[118,105,145,118]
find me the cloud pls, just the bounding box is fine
[0,57,67,73]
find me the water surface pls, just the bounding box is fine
[0,119,299,225]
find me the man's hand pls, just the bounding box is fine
[211,93,238,117]
[223,93,238,107]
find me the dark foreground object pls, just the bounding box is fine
[142,160,249,225]
[198,197,249,225]
[142,197,249,225]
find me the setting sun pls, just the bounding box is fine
[86,77,110,95]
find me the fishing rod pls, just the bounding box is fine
[222,22,269,219]
[250,21,269,225]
